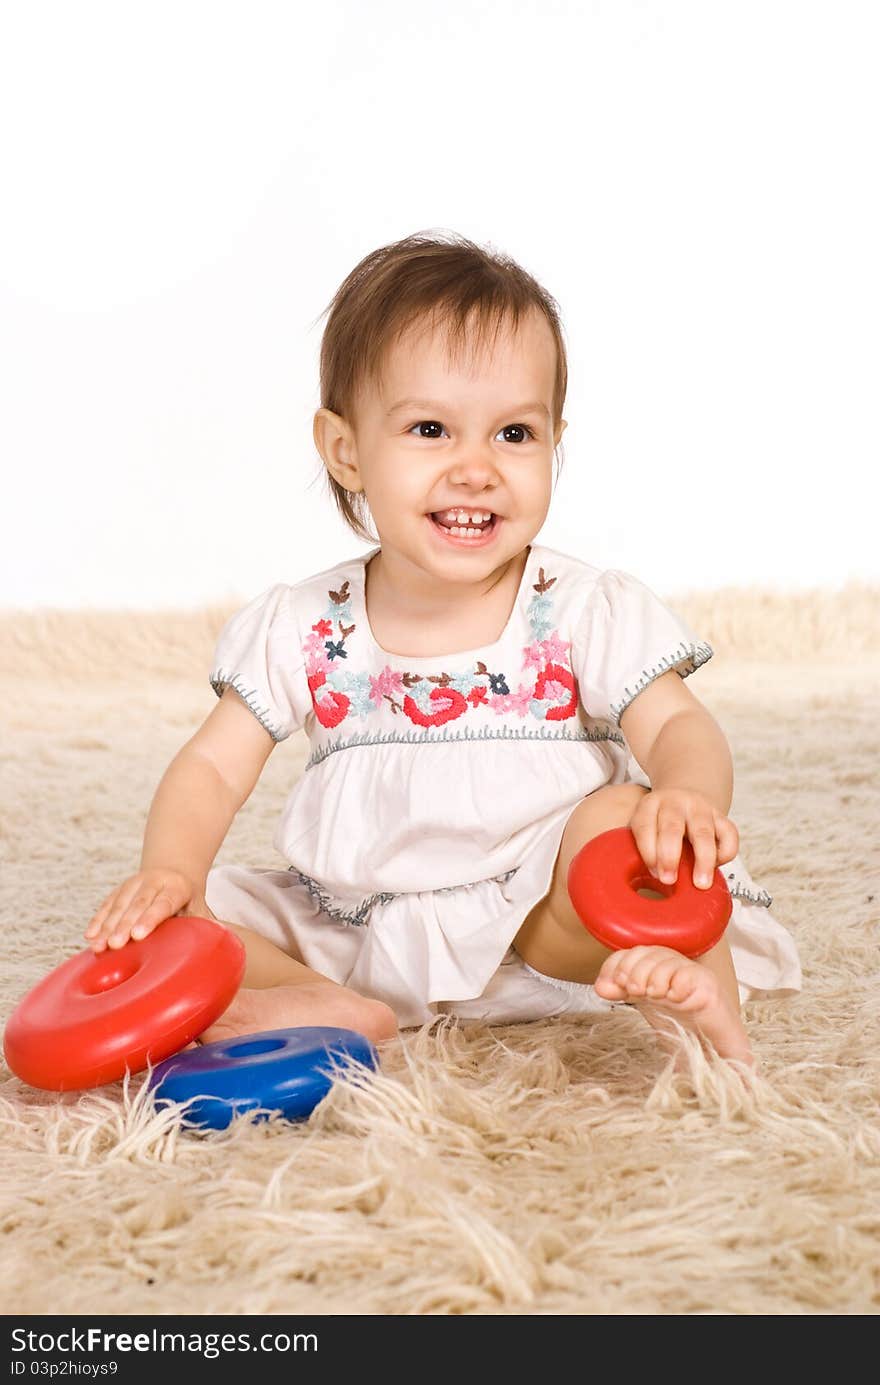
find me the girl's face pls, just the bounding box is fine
[317,309,566,589]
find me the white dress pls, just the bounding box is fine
[204,542,802,1029]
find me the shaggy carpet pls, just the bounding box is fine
[1,580,878,1316]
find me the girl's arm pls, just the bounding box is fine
[137,749,246,889]
[85,688,277,950]
[618,669,738,888]
[140,687,278,886]
[619,669,733,814]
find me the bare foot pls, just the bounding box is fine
[594,945,753,1065]
[197,979,399,1048]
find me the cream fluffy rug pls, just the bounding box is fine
[2,581,879,1316]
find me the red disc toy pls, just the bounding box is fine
[567,826,732,958]
[3,916,246,1092]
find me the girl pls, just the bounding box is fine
[84,231,801,1064]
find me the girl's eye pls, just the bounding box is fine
[408,421,537,442]
[497,424,536,444]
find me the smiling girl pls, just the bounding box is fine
[84,231,801,1065]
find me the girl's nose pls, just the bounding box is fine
[446,446,501,484]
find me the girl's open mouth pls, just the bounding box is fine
[427,511,502,548]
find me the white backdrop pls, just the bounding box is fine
[1,0,877,609]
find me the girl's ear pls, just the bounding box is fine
[313,408,364,493]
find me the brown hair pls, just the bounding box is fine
[311,230,568,544]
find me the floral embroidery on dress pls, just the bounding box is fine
[303,566,578,732]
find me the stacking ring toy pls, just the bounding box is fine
[3,916,245,1091]
[567,826,732,958]
[147,1026,379,1130]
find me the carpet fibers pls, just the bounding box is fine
[1,581,878,1315]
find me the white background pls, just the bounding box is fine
[1,0,877,609]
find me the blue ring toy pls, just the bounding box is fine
[146,1026,378,1130]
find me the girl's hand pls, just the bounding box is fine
[628,789,739,890]
[83,869,200,952]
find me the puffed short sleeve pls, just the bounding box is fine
[571,568,714,727]
[209,583,308,742]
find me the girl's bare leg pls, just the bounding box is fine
[513,783,752,1064]
[194,909,398,1045]
[593,937,753,1066]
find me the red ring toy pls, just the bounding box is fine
[3,916,245,1092]
[567,826,731,958]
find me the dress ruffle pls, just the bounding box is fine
[205,812,801,1028]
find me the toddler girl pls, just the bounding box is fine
[84,231,801,1065]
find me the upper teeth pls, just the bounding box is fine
[436,509,493,525]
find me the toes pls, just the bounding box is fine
[621,951,670,995]
[595,950,634,994]
[597,947,712,1004]
[643,956,685,998]
[666,972,696,1004]
[667,965,719,1009]
[593,972,628,1000]
[598,946,674,997]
